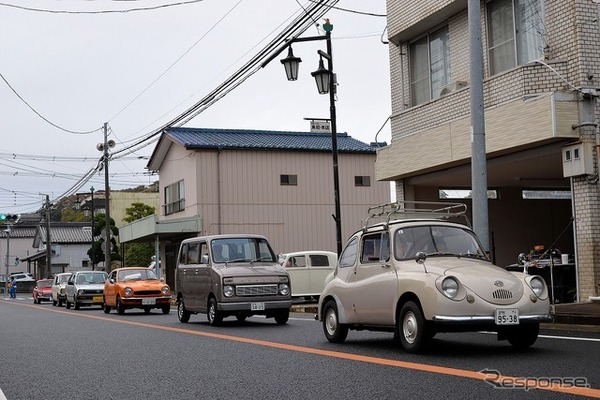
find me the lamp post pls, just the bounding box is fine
[272,19,342,255]
[90,186,95,271]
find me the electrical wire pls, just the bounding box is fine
[0,0,204,14]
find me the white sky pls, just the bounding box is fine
[0,0,390,213]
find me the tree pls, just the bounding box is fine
[124,202,156,223]
[88,214,121,266]
[123,202,156,267]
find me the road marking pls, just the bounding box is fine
[8,302,600,398]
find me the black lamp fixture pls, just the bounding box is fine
[280,47,302,81]
[311,57,330,94]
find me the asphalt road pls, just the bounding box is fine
[1,298,599,400]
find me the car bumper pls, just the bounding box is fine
[432,313,553,323]
[75,295,105,305]
[218,300,292,312]
[120,296,172,306]
[35,295,52,301]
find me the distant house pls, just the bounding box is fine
[120,127,390,287]
[23,222,95,279]
[0,223,38,278]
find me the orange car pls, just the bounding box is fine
[103,267,171,315]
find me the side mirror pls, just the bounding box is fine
[201,254,209,264]
[109,278,115,284]
[415,251,427,264]
[160,277,165,282]
[517,253,528,265]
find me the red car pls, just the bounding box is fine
[33,279,53,304]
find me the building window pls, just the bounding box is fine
[355,176,371,187]
[486,0,545,76]
[410,25,451,105]
[522,190,571,200]
[164,180,185,215]
[280,174,297,186]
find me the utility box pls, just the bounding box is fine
[562,142,594,177]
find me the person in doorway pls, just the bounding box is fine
[8,277,17,298]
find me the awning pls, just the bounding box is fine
[119,214,201,244]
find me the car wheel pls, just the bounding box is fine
[66,298,71,309]
[207,298,222,326]
[144,307,151,314]
[58,297,63,307]
[52,298,57,306]
[103,300,111,314]
[34,298,40,304]
[177,298,191,323]
[507,323,539,349]
[161,304,171,315]
[116,296,125,315]
[235,314,247,322]
[274,309,289,325]
[397,301,426,353]
[322,300,348,343]
[74,298,80,310]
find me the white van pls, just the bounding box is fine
[280,251,337,300]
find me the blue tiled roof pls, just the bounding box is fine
[164,127,378,153]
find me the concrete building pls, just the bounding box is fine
[378,0,600,301]
[120,127,390,288]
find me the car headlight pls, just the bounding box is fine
[77,289,85,296]
[279,283,290,296]
[529,277,545,297]
[441,277,459,299]
[161,286,170,295]
[124,287,133,297]
[223,285,234,297]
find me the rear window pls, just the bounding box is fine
[310,255,331,267]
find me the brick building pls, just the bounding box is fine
[377,0,600,301]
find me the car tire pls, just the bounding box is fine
[274,309,289,325]
[177,298,191,323]
[507,323,539,349]
[397,301,426,353]
[74,298,80,310]
[52,298,57,306]
[161,304,171,315]
[58,297,63,307]
[207,298,222,326]
[322,300,348,343]
[66,298,71,309]
[116,296,125,315]
[103,301,111,314]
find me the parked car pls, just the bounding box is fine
[103,267,171,315]
[32,279,53,304]
[51,273,72,306]
[175,234,292,325]
[9,272,35,282]
[65,271,108,310]
[317,201,552,353]
[280,251,337,300]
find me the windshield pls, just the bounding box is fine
[211,238,276,263]
[38,280,52,288]
[76,272,107,284]
[118,269,158,281]
[394,225,487,260]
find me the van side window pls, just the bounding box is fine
[310,255,330,267]
[360,232,390,263]
[199,242,208,264]
[339,237,358,268]
[188,242,200,264]
[180,244,189,264]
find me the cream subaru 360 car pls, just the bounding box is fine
[317,202,552,353]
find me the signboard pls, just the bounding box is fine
[309,119,331,133]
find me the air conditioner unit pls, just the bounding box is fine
[438,80,468,97]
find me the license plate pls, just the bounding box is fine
[251,302,265,311]
[495,308,519,325]
[92,296,103,303]
[142,298,156,305]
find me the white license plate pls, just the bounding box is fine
[142,298,156,305]
[251,302,265,311]
[495,308,519,325]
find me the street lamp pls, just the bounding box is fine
[273,19,342,255]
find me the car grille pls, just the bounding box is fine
[82,289,103,295]
[135,290,162,296]
[236,285,278,296]
[492,289,513,300]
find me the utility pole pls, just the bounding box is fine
[45,195,52,278]
[103,122,112,272]
[468,0,490,252]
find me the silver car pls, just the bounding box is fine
[65,271,108,310]
[317,202,552,353]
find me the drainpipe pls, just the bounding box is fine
[217,149,222,234]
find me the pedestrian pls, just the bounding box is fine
[8,277,17,298]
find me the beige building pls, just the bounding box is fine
[378,0,600,301]
[120,127,390,288]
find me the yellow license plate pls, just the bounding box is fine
[92,296,103,303]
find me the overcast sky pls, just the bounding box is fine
[0,0,390,214]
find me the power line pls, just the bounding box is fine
[0,0,204,14]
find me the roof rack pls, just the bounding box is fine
[364,201,470,230]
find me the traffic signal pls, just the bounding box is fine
[0,214,20,223]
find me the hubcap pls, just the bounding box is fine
[325,309,337,335]
[403,311,417,344]
[209,305,215,322]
